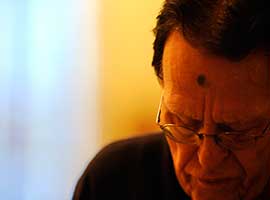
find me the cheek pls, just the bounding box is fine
[235,138,270,176]
[167,137,197,168]
[166,137,197,193]
[233,137,270,195]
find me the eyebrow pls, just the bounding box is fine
[163,96,264,130]
[166,105,202,122]
[167,105,262,130]
[225,118,263,130]
[163,96,204,122]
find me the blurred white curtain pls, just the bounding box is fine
[0,0,99,199]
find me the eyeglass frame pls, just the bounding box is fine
[155,95,270,150]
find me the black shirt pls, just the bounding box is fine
[73,133,190,200]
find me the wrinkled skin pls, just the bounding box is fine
[160,31,270,200]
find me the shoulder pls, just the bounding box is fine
[73,133,189,200]
[73,133,169,199]
[93,133,166,165]
[82,133,167,179]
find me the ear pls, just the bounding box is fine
[157,77,164,88]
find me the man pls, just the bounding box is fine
[73,0,270,199]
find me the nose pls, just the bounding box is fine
[196,93,230,170]
[197,131,230,170]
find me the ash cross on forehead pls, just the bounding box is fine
[197,74,206,86]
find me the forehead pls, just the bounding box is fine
[162,31,270,122]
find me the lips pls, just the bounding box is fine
[198,177,237,184]
[196,176,240,188]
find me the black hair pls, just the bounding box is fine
[152,0,270,79]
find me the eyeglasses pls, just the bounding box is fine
[156,96,270,150]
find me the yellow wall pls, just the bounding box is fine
[99,0,164,146]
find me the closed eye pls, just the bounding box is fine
[217,123,234,132]
[166,111,201,130]
[217,123,259,132]
[171,112,201,129]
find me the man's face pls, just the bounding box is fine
[161,31,270,200]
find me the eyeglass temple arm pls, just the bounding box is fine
[156,94,164,124]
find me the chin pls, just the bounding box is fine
[178,174,243,200]
[191,192,239,200]
[180,177,266,200]
[190,187,241,200]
